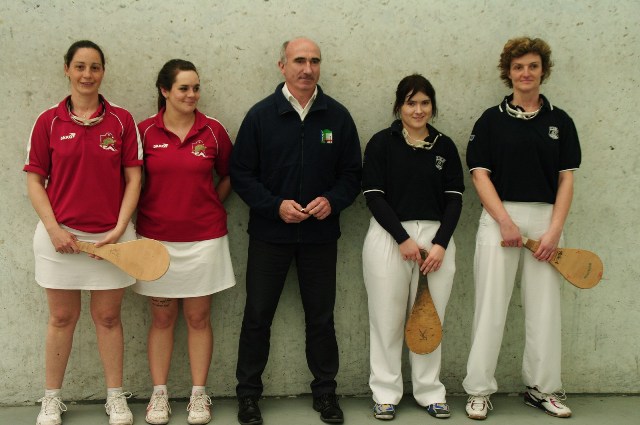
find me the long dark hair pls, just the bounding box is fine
[156,59,199,111]
[64,40,105,68]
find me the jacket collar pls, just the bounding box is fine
[275,82,327,116]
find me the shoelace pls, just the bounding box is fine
[540,389,568,406]
[188,394,212,413]
[38,396,67,415]
[432,403,449,410]
[106,391,132,414]
[240,397,256,407]
[468,395,493,411]
[530,387,568,403]
[149,393,171,414]
[550,389,567,401]
[317,393,338,407]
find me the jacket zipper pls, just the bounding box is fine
[298,120,304,242]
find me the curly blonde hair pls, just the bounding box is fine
[498,37,553,88]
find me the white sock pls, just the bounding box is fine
[44,389,61,398]
[153,385,168,396]
[107,387,123,398]
[191,386,206,396]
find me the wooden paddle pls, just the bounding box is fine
[501,237,603,289]
[76,239,170,281]
[405,250,442,355]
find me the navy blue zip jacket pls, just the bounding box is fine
[230,83,362,243]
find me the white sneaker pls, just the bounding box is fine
[36,395,67,425]
[466,395,492,420]
[524,387,572,418]
[105,391,133,425]
[145,391,171,424]
[187,393,212,424]
[372,402,396,420]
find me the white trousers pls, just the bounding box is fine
[363,218,456,406]
[463,202,564,396]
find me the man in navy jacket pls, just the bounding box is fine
[231,37,361,425]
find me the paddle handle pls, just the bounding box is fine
[76,241,98,254]
[522,237,539,252]
[76,241,117,259]
[500,236,539,252]
[76,241,121,263]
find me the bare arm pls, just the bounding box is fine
[216,175,232,203]
[471,169,522,247]
[26,172,78,253]
[534,171,574,261]
[95,166,142,247]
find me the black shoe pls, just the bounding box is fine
[313,393,344,424]
[238,397,263,425]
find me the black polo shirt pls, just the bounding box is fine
[466,95,581,204]
[362,120,465,246]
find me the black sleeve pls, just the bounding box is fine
[466,109,492,172]
[230,110,283,219]
[364,191,410,244]
[558,111,581,171]
[431,193,462,248]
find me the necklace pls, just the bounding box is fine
[504,99,543,120]
[67,99,105,126]
[402,127,438,150]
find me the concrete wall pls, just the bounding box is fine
[1,0,638,405]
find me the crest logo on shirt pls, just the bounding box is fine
[321,129,333,144]
[60,132,76,141]
[99,133,117,151]
[192,140,207,157]
[435,155,446,170]
[548,126,559,140]
[469,134,475,142]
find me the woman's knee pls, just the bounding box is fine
[91,308,122,329]
[48,308,80,328]
[184,309,211,331]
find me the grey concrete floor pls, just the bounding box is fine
[1,394,638,425]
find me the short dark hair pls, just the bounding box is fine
[498,37,553,88]
[64,40,105,68]
[155,59,199,111]
[393,74,437,119]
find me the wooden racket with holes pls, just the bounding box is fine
[405,249,442,354]
[501,237,603,289]
[76,239,170,281]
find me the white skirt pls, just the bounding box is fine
[131,235,236,298]
[33,221,137,290]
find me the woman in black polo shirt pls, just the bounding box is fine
[462,37,581,420]
[362,74,464,420]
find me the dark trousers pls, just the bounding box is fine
[235,238,339,398]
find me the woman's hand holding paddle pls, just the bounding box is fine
[48,225,79,254]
